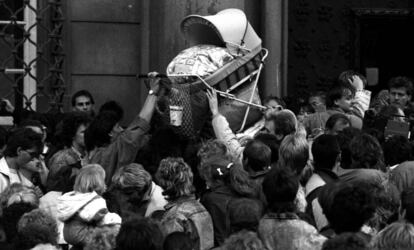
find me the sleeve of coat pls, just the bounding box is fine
[114,116,151,168]
[352,90,371,118]
[212,114,244,162]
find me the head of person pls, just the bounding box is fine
[264,109,297,141]
[111,163,152,205]
[326,85,355,112]
[371,221,414,250]
[84,111,122,151]
[0,183,26,215]
[199,156,257,198]
[278,133,309,176]
[325,184,376,234]
[335,127,362,169]
[243,139,271,174]
[99,100,124,122]
[349,133,385,171]
[156,157,195,201]
[15,208,59,250]
[115,217,163,250]
[19,119,48,143]
[338,70,367,90]
[321,232,369,250]
[228,198,263,233]
[197,139,231,167]
[383,135,412,166]
[163,232,195,250]
[2,201,38,243]
[220,230,264,250]
[6,187,39,207]
[400,187,414,225]
[262,165,299,213]
[59,111,91,150]
[46,161,78,193]
[72,89,95,114]
[308,91,327,113]
[263,96,286,115]
[388,76,413,109]
[325,113,350,135]
[85,225,120,250]
[74,164,106,195]
[3,127,43,168]
[253,133,280,164]
[312,134,341,172]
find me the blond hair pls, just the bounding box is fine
[74,164,106,195]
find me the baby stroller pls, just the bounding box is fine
[156,8,268,139]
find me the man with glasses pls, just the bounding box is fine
[0,127,43,194]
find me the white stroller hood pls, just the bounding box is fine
[181,8,262,56]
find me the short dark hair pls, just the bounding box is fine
[262,165,299,213]
[349,133,385,171]
[338,70,367,90]
[3,127,43,157]
[84,111,119,151]
[115,217,163,250]
[388,76,414,96]
[326,184,376,234]
[325,113,350,131]
[71,89,95,106]
[335,127,362,169]
[228,198,263,233]
[99,100,124,122]
[322,232,369,250]
[312,134,341,171]
[326,85,354,108]
[383,135,412,166]
[254,133,280,164]
[163,232,195,250]
[59,112,91,148]
[401,187,414,225]
[265,110,297,137]
[243,140,271,172]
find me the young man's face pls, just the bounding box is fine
[390,87,411,109]
[73,96,93,113]
[334,89,353,112]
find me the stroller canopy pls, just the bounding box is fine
[181,8,262,56]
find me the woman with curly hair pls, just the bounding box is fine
[47,112,91,186]
[156,157,213,250]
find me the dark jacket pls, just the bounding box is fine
[201,185,241,246]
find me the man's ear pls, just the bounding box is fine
[16,146,23,156]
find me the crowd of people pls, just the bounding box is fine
[1,70,414,250]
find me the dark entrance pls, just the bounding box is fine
[355,9,414,94]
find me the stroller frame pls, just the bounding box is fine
[169,48,268,132]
